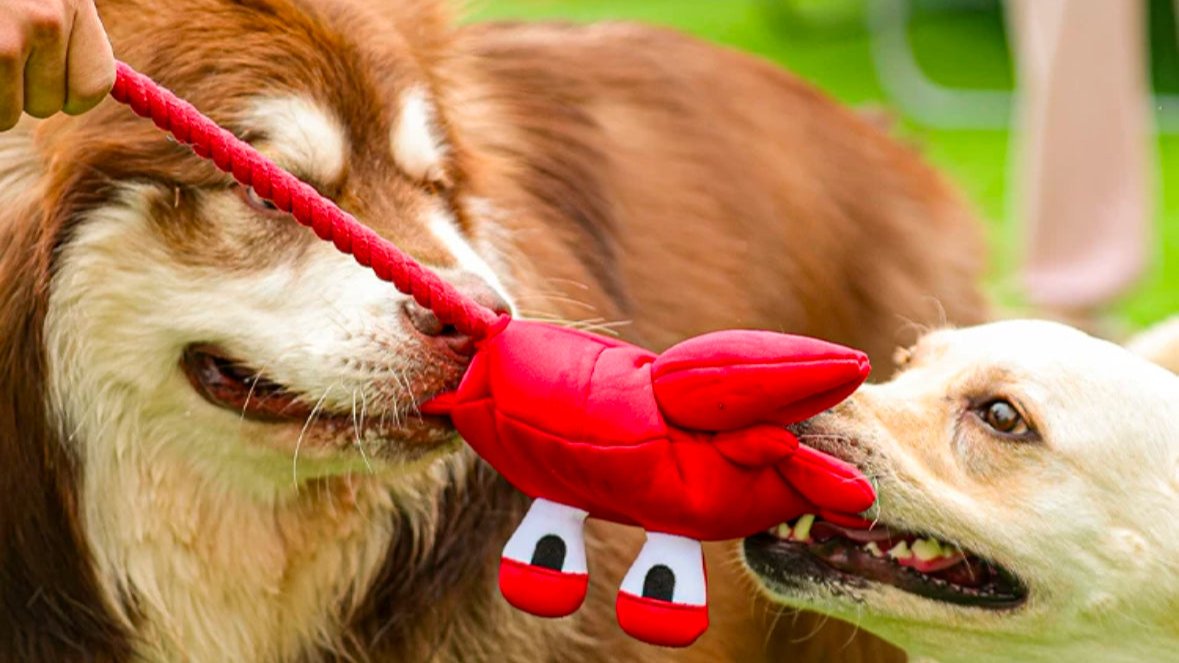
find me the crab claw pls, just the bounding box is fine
[651,330,870,432]
[709,424,798,468]
[777,445,875,516]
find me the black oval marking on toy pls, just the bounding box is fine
[531,534,567,570]
[642,564,676,601]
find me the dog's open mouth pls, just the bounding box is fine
[744,513,1027,609]
[183,344,313,421]
[180,344,452,446]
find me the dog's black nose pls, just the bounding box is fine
[401,273,510,357]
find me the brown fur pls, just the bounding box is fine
[451,21,985,362]
[0,169,132,662]
[0,0,987,660]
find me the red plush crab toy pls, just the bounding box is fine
[111,62,877,648]
[421,321,873,646]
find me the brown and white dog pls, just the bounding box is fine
[0,0,987,660]
[743,318,1179,662]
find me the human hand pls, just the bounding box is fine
[0,0,114,129]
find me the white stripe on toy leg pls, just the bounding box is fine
[619,532,706,606]
[501,498,589,573]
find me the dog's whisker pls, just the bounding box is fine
[392,370,415,424]
[764,602,789,649]
[293,384,335,488]
[512,293,599,313]
[514,310,631,337]
[357,388,374,473]
[787,607,830,644]
[528,276,593,292]
[350,388,374,474]
[842,604,867,650]
[922,296,950,330]
[239,361,277,420]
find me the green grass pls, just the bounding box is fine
[466,0,1177,329]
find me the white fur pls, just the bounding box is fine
[749,320,1179,662]
[392,87,447,184]
[246,97,348,185]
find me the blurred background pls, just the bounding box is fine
[468,0,1178,332]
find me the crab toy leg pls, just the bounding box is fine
[502,500,712,647]
[499,498,591,618]
[616,532,708,647]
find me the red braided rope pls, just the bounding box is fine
[109,61,504,340]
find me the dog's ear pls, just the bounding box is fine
[1126,317,1179,374]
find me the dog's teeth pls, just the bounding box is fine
[911,538,944,561]
[775,523,792,539]
[790,514,815,542]
[888,541,912,560]
[864,541,884,558]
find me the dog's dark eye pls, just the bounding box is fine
[239,185,281,214]
[977,399,1030,437]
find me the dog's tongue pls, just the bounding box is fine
[811,517,892,543]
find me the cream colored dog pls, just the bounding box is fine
[742,318,1179,663]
